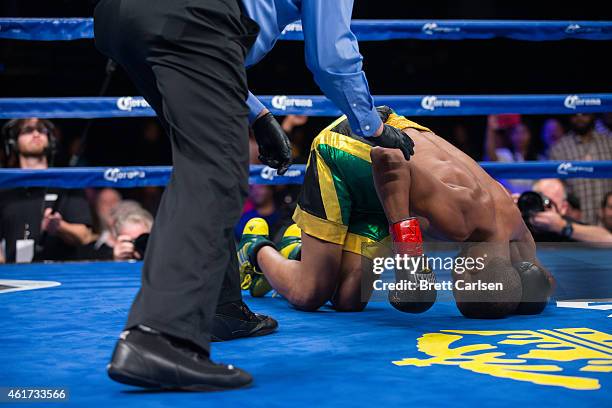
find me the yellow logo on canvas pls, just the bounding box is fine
[393,328,611,390]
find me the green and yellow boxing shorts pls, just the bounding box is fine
[292,108,430,259]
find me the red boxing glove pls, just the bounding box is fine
[387,217,436,314]
[390,217,423,257]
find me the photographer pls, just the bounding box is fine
[520,179,612,244]
[112,206,153,261]
[76,200,152,261]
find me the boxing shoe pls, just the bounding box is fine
[251,223,303,297]
[388,217,437,314]
[237,218,275,293]
[278,224,302,261]
[107,326,252,390]
[212,300,278,342]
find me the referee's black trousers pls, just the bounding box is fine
[94,0,259,353]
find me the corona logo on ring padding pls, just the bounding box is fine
[116,96,151,112]
[421,22,461,36]
[557,162,595,176]
[563,95,602,110]
[104,168,146,183]
[565,24,602,34]
[421,96,461,111]
[393,328,612,390]
[260,166,278,181]
[260,166,302,181]
[271,95,313,111]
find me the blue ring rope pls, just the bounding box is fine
[0,162,610,189]
[1,94,610,119]
[1,18,611,41]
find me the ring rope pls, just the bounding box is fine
[1,18,611,41]
[1,162,611,189]
[1,94,610,119]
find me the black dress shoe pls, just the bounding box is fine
[211,300,278,342]
[107,326,252,390]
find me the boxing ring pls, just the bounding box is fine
[1,18,612,407]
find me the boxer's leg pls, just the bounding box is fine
[330,251,373,312]
[257,232,343,311]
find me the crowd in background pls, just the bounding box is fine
[1,112,611,263]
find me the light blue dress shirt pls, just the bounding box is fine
[241,0,382,137]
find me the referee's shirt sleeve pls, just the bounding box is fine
[247,91,267,124]
[301,0,382,137]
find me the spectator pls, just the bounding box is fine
[485,114,519,161]
[0,118,93,262]
[282,115,310,164]
[540,118,565,159]
[565,192,583,223]
[77,188,122,260]
[234,185,281,241]
[529,179,612,244]
[600,191,612,233]
[533,179,574,219]
[112,207,153,261]
[96,188,122,242]
[248,128,262,165]
[549,114,612,224]
[450,123,479,160]
[77,200,147,260]
[595,112,612,137]
[485,115,537,193]
[111,200,146,222]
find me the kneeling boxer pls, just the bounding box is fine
[238,107,554,317]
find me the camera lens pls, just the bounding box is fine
[518,191,545,218]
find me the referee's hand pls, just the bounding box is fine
[252,111,293,175]
[369,124,415,161]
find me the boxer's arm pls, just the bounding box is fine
[301,0,382,137]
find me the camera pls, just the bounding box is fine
[119,233,150,259]
[133,233,150,258]
[517,191,553,220]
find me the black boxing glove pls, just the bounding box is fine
[514,261,552,315]
[387,218,436,314]
[252,112,292,175]
[388,268,437,314]
[367,124,415,161]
